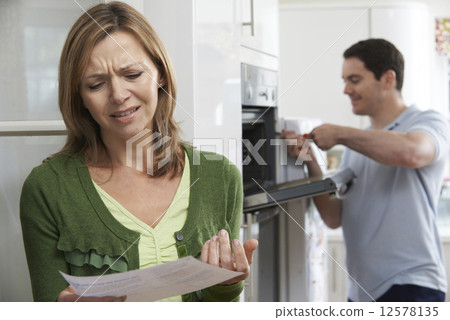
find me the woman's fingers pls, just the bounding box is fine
[219,239,250,285]
[208,235,220,266]
[57,285,126,302]
[218,229,233,270]
[200,231,259,284]
[200,239,210,263]
[201,230,233,269]
[231,239,249,273]
[243,239,259,265]
[201,235,220,266]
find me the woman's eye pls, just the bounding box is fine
[126,72,143,80]
[88,82,104,90]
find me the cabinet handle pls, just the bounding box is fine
[242,0,254,36]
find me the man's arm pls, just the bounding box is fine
[281,130,342,229]
[310,124,436,168]
[306,150,342,229]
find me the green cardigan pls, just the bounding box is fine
[20,145,244,302]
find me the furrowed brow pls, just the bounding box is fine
[119,62,146,71]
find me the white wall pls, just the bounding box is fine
[279,0,450,128]
[279,4,370,129]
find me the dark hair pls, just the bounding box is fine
[343,38,404,91]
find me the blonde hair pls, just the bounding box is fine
[55,1,184,177]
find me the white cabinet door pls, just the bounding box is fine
[279,6,370,129]
[0,136,66,302]
[0,0,99,302]
[193,0,242,166]
[327,233,348,302]
[144,0,242,168]
[241,0,279,57]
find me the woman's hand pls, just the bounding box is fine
[57,285,127,302]
[200,229,258,285]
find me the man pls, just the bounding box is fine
[282,39,449,302]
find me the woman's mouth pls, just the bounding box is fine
[110,107,140,118]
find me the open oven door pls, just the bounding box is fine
[242,167,355,302]
[243,167,355,212]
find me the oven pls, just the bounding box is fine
[241,63,279,193]
[241,63,282,301]
[242,106,277,194]
[241,63,355,301]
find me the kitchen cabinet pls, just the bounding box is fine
[0,0,99,121]
[279,0,432,129]
[144,0,242,168]
[240,0,279,71]
[327,230,348,301]
[0,136,66,302]
[241,0,279,57]
[0,0,98,302]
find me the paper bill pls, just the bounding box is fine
[60,256,242,301]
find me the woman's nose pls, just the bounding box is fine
[110,78,130,105]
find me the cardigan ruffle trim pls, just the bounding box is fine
[64,249,128,273]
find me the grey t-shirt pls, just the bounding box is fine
[339,105,450,301]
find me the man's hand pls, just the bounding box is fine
[280,129,304,158]
[310,124,343,150]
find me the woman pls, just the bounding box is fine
[20,1,257,302]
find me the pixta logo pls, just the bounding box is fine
[192,138,326,166]
[126,128,172,175]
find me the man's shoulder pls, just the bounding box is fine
[407,106,445,122]
[401,106,449,132]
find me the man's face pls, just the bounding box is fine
[342,57,383,117]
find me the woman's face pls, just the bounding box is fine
[79,31,162,143]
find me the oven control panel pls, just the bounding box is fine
[241,63,278,107]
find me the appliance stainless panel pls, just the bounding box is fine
[241,63,281,302]
[241,63,279,196]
